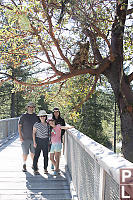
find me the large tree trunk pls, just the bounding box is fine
[103,0,133,162]
[104,60,133,162]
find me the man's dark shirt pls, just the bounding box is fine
[18,113,39,140]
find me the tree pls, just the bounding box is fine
[46,77,114,148]
[37,95,50,113]
[0,0,133,161]
[0,81,26,118]
[0,82,12,118]
[80,93,112,149]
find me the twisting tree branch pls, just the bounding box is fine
[73,75,99,111]
[91,23,111,49]
[0,3,13,10]
[127,8,133,15]
[10,0,18,8]
[128,72,133,83]
[48,81,67,102]
[0,78,11,86]
[41,0,73,72]
[83,29,103,62]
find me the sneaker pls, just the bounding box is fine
[22,164,27,172]
[44,169,48,174]
[53,171,57,176]
[34,170,40,175]
[51,164,54,170]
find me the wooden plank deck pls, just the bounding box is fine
[0,135,72,200]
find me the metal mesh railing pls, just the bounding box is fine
[104,173,119,200]
[65,133,100,200]
[65,132,100,200]
[64,128,133,200]
[0,118,19,139]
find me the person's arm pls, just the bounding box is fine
[18,124,23,142]
[61,119,66,135]
[33,127,37,148]
[62,119,65,126]
[60,125,74,130]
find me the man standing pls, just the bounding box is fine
[18,101,39,172]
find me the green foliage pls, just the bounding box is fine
[0,82,25,118]
[0,0,131,155]
[0,82,12,119]
[46,75,122,149]
[71,93,113,148]
[37,95,51,114]
[0,81,51,118]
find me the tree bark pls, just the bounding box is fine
[11,91,15,118]
[102,0,133,162]
[104,61,133,162]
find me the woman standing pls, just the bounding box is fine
[32,110,49,175]
[47,119,74,176]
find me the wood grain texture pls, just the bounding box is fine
[0,136,72,200]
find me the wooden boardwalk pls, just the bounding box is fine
[0,135,72,200]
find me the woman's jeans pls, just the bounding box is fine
[33,137,49,171]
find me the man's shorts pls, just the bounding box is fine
[50,143,62,153]
[21,140,35,155]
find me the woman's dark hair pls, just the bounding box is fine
[52,108,61,120]
[45,115,47,122]
[38,115,47,122]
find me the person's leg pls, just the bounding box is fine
[42,139,49,172]
[43,154,48,173]
[51,152,55,170]
[33,141,41,171]
[22,154,28,172]
[50,153,56,167]
[33,149,41,171]
[54,143,62,173]
[30,140,35,160]
[23,154,28,162]
[54,152,60,171]
[21,140,29,172]
[30,152,34,160]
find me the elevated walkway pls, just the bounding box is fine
[0,135,72,200]
[0,117,133,200]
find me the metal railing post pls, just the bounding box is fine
[99,168,106,200]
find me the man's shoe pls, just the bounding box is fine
[22,164,27,172]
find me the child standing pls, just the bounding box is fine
[47,119,74,175]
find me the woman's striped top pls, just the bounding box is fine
[33,122,49,139]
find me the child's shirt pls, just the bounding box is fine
[51,124,61,144]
